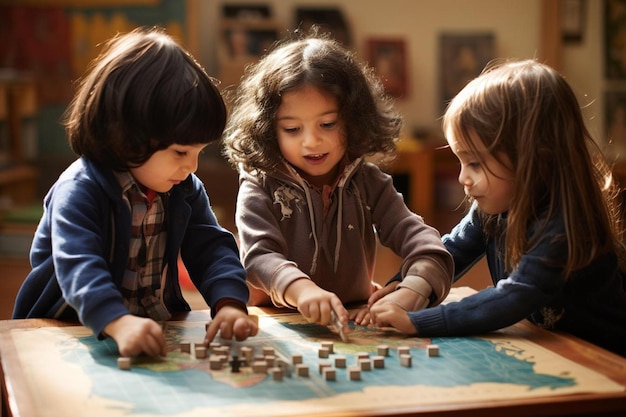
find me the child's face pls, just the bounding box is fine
[276,85,347,187]
[130,143,207,192]
[447,129,514,215]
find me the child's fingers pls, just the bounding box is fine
[204,318,221,345]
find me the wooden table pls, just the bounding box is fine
[1,306,625,417]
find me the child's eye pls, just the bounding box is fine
[174,150,187,157]
[282,126,300,134]
[321,121,337,129]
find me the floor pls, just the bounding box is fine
[0,250,490,321]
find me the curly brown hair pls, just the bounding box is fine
[222,32,402,174]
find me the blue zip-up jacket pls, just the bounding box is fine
[12,157,249,337]
[409,203,626,357]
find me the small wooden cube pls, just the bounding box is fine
[334,355,347,368]
[292,353,303,364]
[179,341,191,354]
[318,347,330,358]
[323,367,336,381]
[377,345,389,357]
[397,346,410,357]
[400,353,412,367]
[296,364,309,377]
[195,346,207,359]
[358,359,371,371]
[319,362,332,374]
[117,357,131,370]
[270,367,283,381]
[321,341,334,354]
[372,356,385,369]
[348,367,361,381]
[427,344,440,357]
[252,361,268,374]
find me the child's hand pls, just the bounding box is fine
[204,304,259,345]
[350,305,371,326]
[104,314,167,357]
[367,281,399,307]
[287,279,349,328]
[373,286,429,312]
[368,302,417,335]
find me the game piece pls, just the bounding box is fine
[356,352,369,360]
[208,342,221,354]
[270,367,283,381]
[276,358,293,378]
[252,361,267,374]
[348,367,361,381]
[117,357,131,370]
[372,356,385,369]
[230,355,246,373]
[195,346,207,359]
[179,341,191,354]
[427,344,440,357]
[319,362,332,374]
[358,359,371,371]
[323,367,336,381]
[265,355,275,366]
[400,354,412,367]
[318,347,330,358]
[291,353,303,364]
[295,364,309,377]
[262,347,275,356]
[397,346,410,357]
[377,345,389,357]
[209,355,222,370]
[321,341,334,353]
[334,356,347,368]
[240,346,253,364]
[330,310,349,342]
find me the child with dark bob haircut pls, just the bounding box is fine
[13,27,258,357]
[222,33,453,331]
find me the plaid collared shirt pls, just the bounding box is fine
[114,171,171,321]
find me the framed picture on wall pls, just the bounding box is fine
[439,33,495,111]
[366,38,408,98]
[605,0,626,79]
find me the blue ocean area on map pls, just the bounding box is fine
[59,318,576,415]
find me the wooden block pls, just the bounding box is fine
[358,359,371,371]
[397,346,410,357]
[270,367,283,381]
[400,353,412,367]
[252,361,267,374]
[356,352,369,360]
[318,347,330,358]
[377,344,389,357]
[348,367,361,381]
[372,356,385,369]
[323,367,336,381]
[240,346,253,363]
[292,353,303,364]
[117,357,131,370]
[321,341,334,354]
[262,347,275,356]
[318,362,332,374]
[265,355,275,366]
[296,364,309,377]
[427,344,440,357]
[179,341,191,353]
[195,346,207,359]
[334,355,347,368]
[209,355,223,370]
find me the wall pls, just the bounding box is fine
[197,0,543,139]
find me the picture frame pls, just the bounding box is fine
[366,38,408,98]
[604,0,626,79]
[439,33,495,111]
[562,0,586,44]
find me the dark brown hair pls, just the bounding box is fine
[64,27,226,170]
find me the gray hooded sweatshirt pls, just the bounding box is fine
[235,158,453,308]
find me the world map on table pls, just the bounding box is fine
[11,313,624,417]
